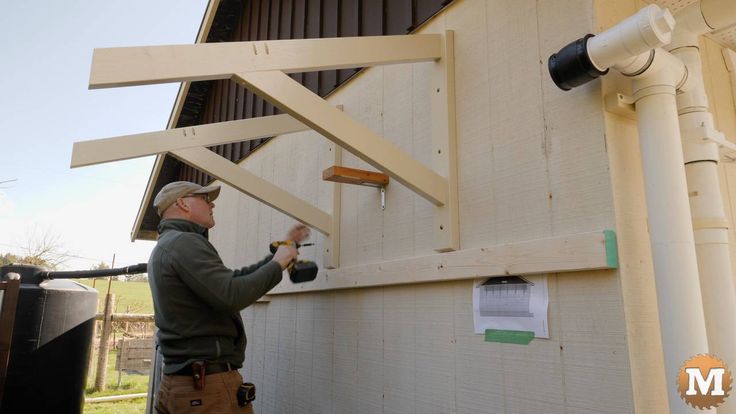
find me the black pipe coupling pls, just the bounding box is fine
[548,34,608,91]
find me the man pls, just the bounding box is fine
[148,181,309,413]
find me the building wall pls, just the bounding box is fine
[208,0,638,412]
[599,0,736,412]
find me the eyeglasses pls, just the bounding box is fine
[182,193,211,203]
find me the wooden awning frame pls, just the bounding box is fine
[71,32,459,268]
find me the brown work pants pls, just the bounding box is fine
[155,370,254,414]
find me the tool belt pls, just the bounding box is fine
[172,361,235,376]
[171,361,236,390]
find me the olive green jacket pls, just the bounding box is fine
[148,219,283,374]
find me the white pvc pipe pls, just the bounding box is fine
[587,4,675,71]
[633,78,710,413]
[673,43,736,414]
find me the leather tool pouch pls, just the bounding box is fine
[237,382,256,406]
[192,361,206,390]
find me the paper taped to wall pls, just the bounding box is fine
[472,275,549,338]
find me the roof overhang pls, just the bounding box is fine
[131,0,221,241]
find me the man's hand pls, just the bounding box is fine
[286,223,310,244]
[272,244,298,270]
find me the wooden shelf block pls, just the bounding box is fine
[322,165,389,188]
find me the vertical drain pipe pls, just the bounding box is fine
[671,3,736,413]
[628,51,711,414]
[548,6,711,412]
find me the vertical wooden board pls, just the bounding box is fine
[444,0,495,249]
[603,108,669,413]
[538,0,615,236]
[382,63,416,260]
[486,0,552,244]
[451,281,506,414]
[311,291,335,414]
[382,286,416,414]
[275,296,297,414]
[211,184,239,267]
[414,283,456,414]
[331,94,360,267]
[257,153,275,252]
[356,288,384,413]
[355,67,385,264]
[412,61,436,255]
[294,294,315,414]
[332,290,360,411]
[338,161,360,266]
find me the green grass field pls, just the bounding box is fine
[84,349,150,414]
[76,279,154,413]
[76,279,154,314]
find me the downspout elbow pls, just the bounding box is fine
[548,4,675,91]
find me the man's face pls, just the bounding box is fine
[182,194,215,228]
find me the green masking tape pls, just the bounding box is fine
[484,329,534,345]
[604,230,619,269]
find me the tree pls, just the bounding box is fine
[18,226,71,270]
[91,261,110,270]
[0,226,72,270]
[0,253,23,266]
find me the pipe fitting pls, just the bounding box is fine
[587,4,675,71]
[548,4,675,91]
[548,34,608,91]
[681,112,721,163]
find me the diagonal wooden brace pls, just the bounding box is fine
[233,71,448,205]
[171,147,332,236]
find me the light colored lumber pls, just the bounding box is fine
[234,70,449,206]
[71,114,308,168]
[268,230,616,294]
[170,147,332,235]
[431,30,459,252]
[322,165,389,187]
[85,393,147,404]
[324,145,342,269]
[90,34,442,89]
[94,313,154,323]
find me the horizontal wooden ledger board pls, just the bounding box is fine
[267,230,618,295]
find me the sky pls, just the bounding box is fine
[0,1,209,270]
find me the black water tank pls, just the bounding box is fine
[1,264,98,414]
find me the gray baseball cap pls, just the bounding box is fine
[153,181,221,217]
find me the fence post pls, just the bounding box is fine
[87,296,100,381]
[94,293,116,391]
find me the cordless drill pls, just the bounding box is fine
[269,241,319,283]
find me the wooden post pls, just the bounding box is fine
[87,296,100,381]
[94,293,116,391]
[117,338,125,389]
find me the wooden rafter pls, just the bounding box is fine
[89,34,443,89]
[71,114,308,168]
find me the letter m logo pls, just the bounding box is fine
[685,367,726,396]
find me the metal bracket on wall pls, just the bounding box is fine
[71,32,459,261]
